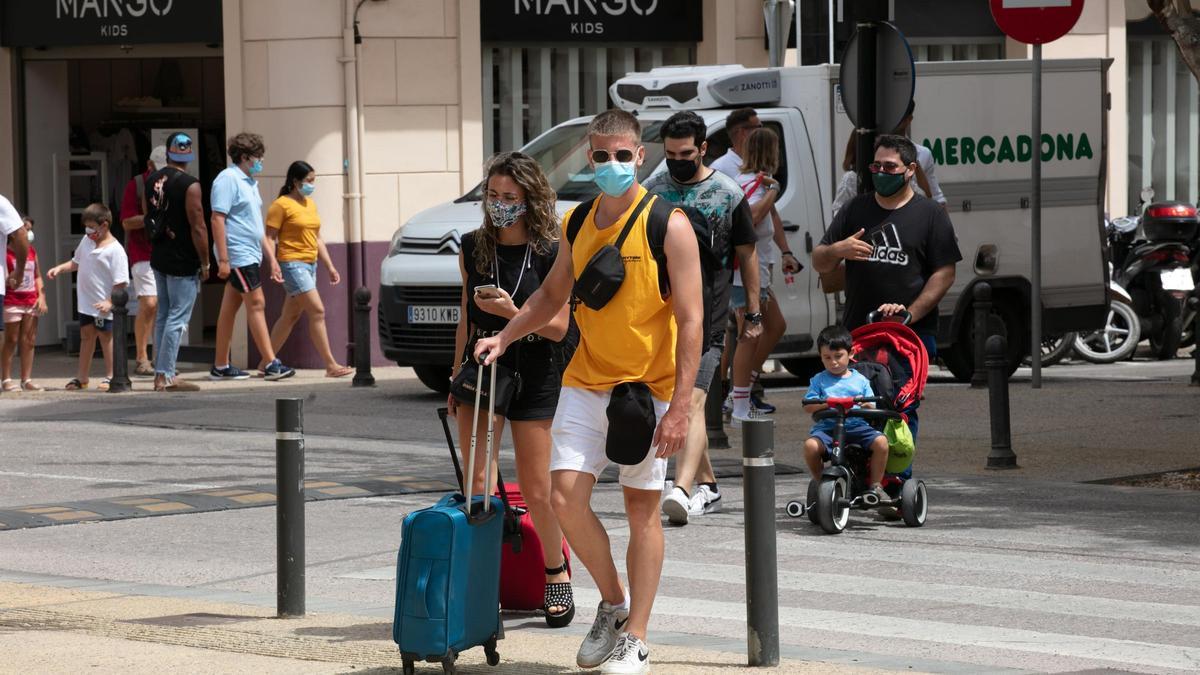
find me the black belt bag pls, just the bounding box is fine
[450,342,522,414]
[572,192,656,311]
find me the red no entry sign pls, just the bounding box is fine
[989,0,1084,45]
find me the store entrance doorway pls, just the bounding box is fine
[22,50,225,364]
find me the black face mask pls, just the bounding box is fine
[666,157,701,182]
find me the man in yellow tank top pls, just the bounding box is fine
[475,109,703,674]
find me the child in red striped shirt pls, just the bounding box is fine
[2,216,47,392]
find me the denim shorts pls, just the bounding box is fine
[809,423,884,451]
[731,285,771,310]
[280,261,318,296]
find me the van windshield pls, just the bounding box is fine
[459,121,666,203]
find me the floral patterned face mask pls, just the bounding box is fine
[486,199,527,228]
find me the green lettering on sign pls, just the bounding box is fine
[1077,133,1093,159]
[922,131,1096,165]
[1056,133,1073,161]
[1017,135,1032,162]
[978,135,996,164]
[923,138,943,165]
[997,136,1015,163]
[960,137,977,165]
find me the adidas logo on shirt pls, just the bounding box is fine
[868,222,910,266]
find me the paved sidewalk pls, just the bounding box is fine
[0,348,415,397]
[0,581,879,674]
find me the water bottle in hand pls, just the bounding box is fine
[784,273,797,301]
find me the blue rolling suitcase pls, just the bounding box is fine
[394,364,505,675]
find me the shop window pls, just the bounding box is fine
[483,44,693,156]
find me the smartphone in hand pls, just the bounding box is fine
[474,284,499,299]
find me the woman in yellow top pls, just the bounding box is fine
[265,161,353,377]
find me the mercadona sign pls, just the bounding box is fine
[921,131,1094,167]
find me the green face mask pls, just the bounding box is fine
[872,171,908,197]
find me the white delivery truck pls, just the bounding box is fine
[380,59,1110,392]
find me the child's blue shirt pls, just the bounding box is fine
[805,369,876,435]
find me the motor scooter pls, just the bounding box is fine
[1107,195,1198,360]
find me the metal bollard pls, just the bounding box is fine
[742,418,779,667]
[276,398,306,617]
[705,366,730,449]
[985,335,1018,469]
[108,288,132,393]
[352,286,376,388]
[971,282,992,388]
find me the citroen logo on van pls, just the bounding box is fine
[438,231,461,255]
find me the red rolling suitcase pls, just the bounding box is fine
[494,482,571,614]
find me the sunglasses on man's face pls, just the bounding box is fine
[868,161,909,175]
[172,137,193,151]
[590,148,637,164]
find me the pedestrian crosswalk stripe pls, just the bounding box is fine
[659,559,1200,628]
[572,587,1200,672]
[734,538,1200,588]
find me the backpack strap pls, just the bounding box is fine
[646,197,676,296]
[612,191,656,250]
[565,197,596,245]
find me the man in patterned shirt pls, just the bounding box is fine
[643,111,761,526]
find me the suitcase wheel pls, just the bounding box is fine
[440,656,457,674]
[401,656,415,675]
[485,636,500,666]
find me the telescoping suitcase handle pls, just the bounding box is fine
[437,407,514,517]
[437,356,511,518]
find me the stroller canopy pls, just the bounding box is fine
[850,321,929,412]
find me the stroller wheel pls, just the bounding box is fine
[817,478,849,534]
[901,479,928,527]
[785,500,805,518]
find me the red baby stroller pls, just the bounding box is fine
[786,312,930,534]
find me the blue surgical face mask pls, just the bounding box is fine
[594,161,636,197]
[486,199,527,229]
[249,158,263,175]
[299,182,315,197]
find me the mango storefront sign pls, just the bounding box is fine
[0,0,222,47]
[922,132,1094,167]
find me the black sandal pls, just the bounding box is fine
[543,562,575,628]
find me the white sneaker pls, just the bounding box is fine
[600,633,651,674]
[577,600,630,668]
[691,484,722,515]
[730,407,763,428]
[661,486,691,526]
[721,393,733,414]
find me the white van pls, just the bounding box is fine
[380,60,1110,392]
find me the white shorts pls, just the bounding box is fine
[550,386,670,491]
[131,261,158,298]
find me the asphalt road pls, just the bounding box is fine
[2,358,1199,673]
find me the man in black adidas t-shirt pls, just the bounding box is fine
[815,134,960,351]
[814,134,959,447]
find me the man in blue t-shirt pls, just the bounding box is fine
[802,325,891,502]
[210,132,293,381]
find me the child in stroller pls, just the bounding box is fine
[801,325,892,504]
[789,314,929,533]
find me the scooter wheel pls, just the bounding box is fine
[785,500,805,518]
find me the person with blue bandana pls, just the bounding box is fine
[209,132,294,382]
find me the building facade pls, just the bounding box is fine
[0,0,1191,366]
